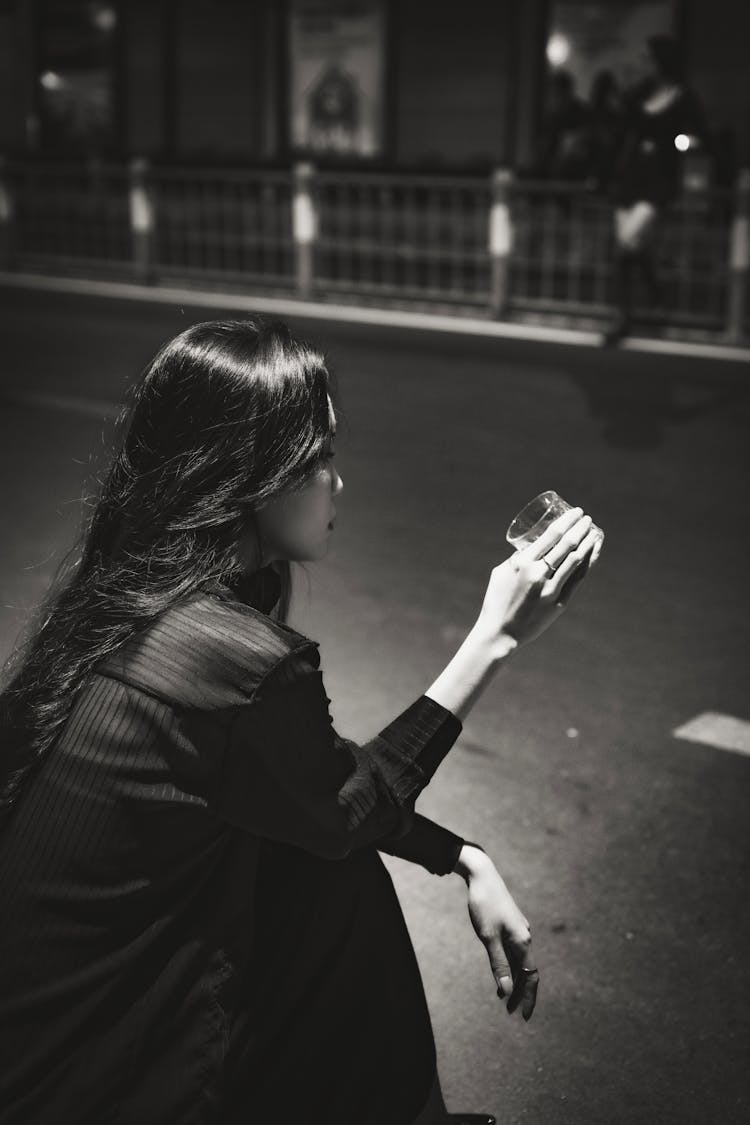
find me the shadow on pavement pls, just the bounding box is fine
[561,365,750,449]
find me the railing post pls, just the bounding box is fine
[0,156,16,270]
[727,168,750,342]
[292,161,317,299]
[488,167,514,318]
[129,157,154,283]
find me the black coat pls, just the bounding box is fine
[0,577,465,1124]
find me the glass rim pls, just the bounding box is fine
[506,490,570,540]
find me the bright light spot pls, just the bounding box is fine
[674,133,690,152]
[39,71,64,91]
[546,32,570,68]
[89,2,117,32]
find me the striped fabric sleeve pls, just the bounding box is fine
[376,813,466,876]
[214,649,463,860]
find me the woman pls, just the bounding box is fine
[0,319,600,1124]
[603,35,707,345]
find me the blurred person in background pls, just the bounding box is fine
[586,69,626,193]
[603,34,708,345]
[0,319,601,1125]
[533,69,592,181]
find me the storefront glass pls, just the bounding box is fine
[546,0,674,101]
[37,0,118,153]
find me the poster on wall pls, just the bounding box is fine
[289,0,385,158]
[547,0,674,101]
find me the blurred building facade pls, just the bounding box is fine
[0,0,748,174]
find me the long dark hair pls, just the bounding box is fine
[0,317,336,815]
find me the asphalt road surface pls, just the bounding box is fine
[1,286,749,1124]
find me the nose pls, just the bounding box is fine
[331,465,344,496]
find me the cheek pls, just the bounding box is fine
[299,476,332,524]
[263,478,328,542]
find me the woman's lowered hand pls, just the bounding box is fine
[454,844,539,1021]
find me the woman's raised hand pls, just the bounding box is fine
[477,507,601,652]
[425,506,601,721]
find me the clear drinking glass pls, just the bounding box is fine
[506,490,604,551]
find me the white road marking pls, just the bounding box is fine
[672,712,750,756]
[2,271,749,364]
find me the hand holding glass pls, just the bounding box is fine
[506,490,604,553]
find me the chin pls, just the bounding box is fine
[292,541,330,563]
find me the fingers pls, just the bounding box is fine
[504,929,539,1021]
[485,934,513,1000]
[487,931,540,1022]
[507,964,540,1022]
[517,510,596,591]
[523,507,583,562]
[539,514,593,572]
[546,526,600,606]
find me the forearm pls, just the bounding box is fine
[424,618,517,723]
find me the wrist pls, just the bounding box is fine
[452,841,494,879]
[471,618,519,664]
[425,618,516,722]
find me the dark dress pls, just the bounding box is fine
[0,569,466,1125]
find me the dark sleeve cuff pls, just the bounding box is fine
[378,813,465,876]
[376,695,463,783]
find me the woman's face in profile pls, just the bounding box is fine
[256,397,343,564]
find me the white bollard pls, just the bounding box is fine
[293,162,317,299]
[129,157,154,282]
[0,156,15,269]
[727,168,750,342]
[488,168,514,317]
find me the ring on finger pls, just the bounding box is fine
[521,967,539,975]
[541,555,557,575]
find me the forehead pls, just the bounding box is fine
[327,394,336,430]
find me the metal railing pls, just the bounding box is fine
[3,159,131,272]
[0,157,747,341]
[149,165,294,288]
[314,170,491,308]
[508,179,736,332]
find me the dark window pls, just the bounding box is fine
[37,0,119,154]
